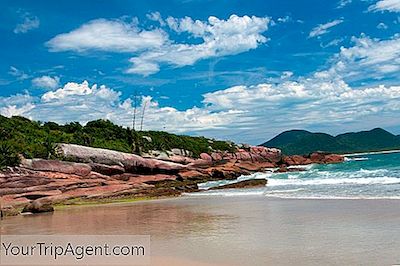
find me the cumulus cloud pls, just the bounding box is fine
[32,76,60,89]
[46,19,167,52]
[14,12,40,34]
[2,78,400,143]
[368,0,400,12]
[309,19,343,38]
[0,94,35,118]
[319,34,400,82]
[47,14,270,76]
[128,14,270,75]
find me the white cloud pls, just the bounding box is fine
[368,0,400,12]
[146,11,165,26]
[0,94,35,118]
[128,14,270,75]
[337,0,352,8]
[320,34,400,82]
[41,80,120,102]
[2,78,400,144]
[46,19,167,52]
[14,13,40,34]
[309,19,343,38]
[8,66,29,80]
[32,76,60,89]
[47,14,270,76]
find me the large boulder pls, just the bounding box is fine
[309,152,344,164]
[22,199,54,213]
[211,179,267,190]
[89,163,125,176]
[55,144,186,174]
[20,159,92,176]
[283,155,313,166]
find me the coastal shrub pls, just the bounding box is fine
[0,143,20,169]
[0,115,238,166]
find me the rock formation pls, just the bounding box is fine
[0,144,344,217]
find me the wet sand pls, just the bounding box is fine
[1,196,400,265]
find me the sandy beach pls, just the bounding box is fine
[1,196,400,265]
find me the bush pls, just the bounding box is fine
[0,143,20,169]
[0,116,238,167]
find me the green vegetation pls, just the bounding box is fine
[0,115,236,168]
[262,128,400,155]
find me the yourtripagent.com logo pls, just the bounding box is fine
[0,235,150,265]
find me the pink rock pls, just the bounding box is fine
[211,152,223,161]
[200,153,213,162]
[21,159,92,176]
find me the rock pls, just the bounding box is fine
[210,152,223,161]
[235,161,275,172]
[211,179,267,190]
[21,159,92,176]
[142,136,152,142]
[283,155,313,166]
[187,159,213,168]
[1,206,20,218]
[309,152,344,164]
[210,169,240,180]
[22,199,54,213]
[55,143,186,174]
[171,148,193,157]
[89,163,125,176]
[200,153,213,162]
[321,153,344,163]
[111,173,133,181]
[177,170,210,180]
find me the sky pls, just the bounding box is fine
[0,0,400,144]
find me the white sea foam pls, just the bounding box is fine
[267,176,400,186]
[263,194,400,200]
[344,157,369,161]
[193,152,400,199]
[343,150,400,156]
[184,190,265,197]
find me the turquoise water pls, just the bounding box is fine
[193,152,400,199]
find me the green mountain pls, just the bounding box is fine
[262,128,400,155]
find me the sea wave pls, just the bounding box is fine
[263,195,400,200]
[267,176,400,186]
[184,190,265,197]
[344,157,369,161]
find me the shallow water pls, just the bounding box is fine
[1,197,400,265]
[197,152,400,199]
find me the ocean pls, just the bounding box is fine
[192,151,400,199]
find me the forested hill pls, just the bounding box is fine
[262,128,400,155]
[0,115,235,168]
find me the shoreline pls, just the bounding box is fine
[343,149,400,156]
[1,143,344,217]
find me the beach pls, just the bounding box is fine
[2,196,400,265]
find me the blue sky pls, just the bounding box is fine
[1,0,400,144]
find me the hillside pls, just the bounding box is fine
[262,128,400,155]
[0,115,235,168]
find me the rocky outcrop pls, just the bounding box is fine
[211,179,267,190]
[56,144,185,174]
[21,158,92,176]
[89,163,125,176]
[22,199,54,213]
[0,144,344,217]
[283,152,344,166]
